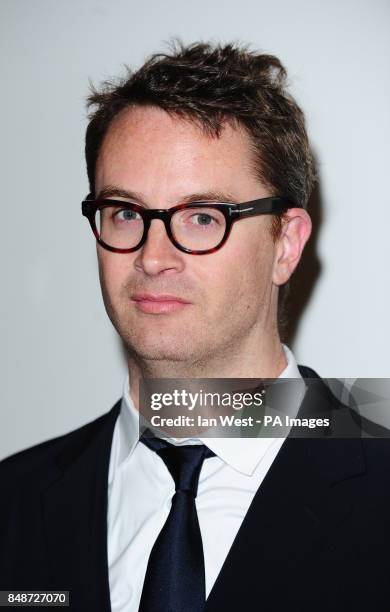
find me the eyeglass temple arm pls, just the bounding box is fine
[233,197,300,218]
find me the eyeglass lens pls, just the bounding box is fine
[97,205,227,251]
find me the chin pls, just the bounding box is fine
[123,334,197,362]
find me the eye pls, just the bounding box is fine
[178,208,223,227]
[113,208,142,222]
[190,212,216,226]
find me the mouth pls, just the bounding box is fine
[131,293,192,314]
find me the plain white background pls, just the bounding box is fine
[1,0,389,459]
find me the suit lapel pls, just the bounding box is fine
[205,375,366,609]
[41,402,121,612]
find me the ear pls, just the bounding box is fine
[272,208,312,286]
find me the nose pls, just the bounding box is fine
[134,219,185,276]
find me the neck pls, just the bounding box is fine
[127,329,287,412]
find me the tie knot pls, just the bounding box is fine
[140,433,215,497]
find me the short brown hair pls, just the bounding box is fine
[86,41,315,207]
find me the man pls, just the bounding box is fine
[1,42,389,611]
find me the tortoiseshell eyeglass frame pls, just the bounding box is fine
[81,194,300,255]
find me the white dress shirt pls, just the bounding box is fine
[107,345,306,612]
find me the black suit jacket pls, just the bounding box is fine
[1,367,390,611]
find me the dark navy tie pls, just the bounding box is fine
[139,432,216,612]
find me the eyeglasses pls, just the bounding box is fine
[81,194,300,255]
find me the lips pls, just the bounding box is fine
[131,293,191,314]
[132,293,191,303]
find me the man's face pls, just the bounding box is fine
[95,106,281,365]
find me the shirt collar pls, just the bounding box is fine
[117,344,305,475]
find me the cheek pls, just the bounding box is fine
[97,250,129,301]
[244,223,276,281]
[201,231,275,311]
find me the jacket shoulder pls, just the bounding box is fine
[0,400,121,486]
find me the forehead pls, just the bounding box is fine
[95,106,262,202]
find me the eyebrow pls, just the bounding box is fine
[96,185,238,206]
